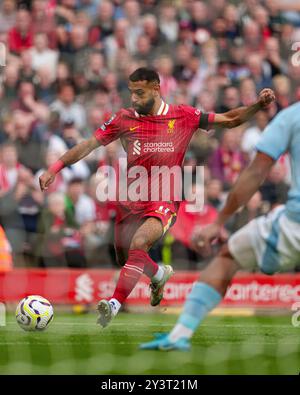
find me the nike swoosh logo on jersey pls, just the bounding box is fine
[129,126,139,131]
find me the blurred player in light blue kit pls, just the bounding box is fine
[140,101,300,351]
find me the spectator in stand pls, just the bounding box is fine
[242,19,264,54]
[253,5,272,43]
[184,56,203,101]
[189,41,218,100]
[264,37,288,78]
[101,72,123,112]
[82,173,115,267]
[195,90,217,113]
[60,120,90,179]
[86,87,113,120]
[272,74,292,110]
[65,177,96,227]
[19,49,35,82]
[35,66,57,105]
[85,51,107,90]
[189,1,210,32]
[50,81,87,131]
[60,24,91,74]
[105,18,131,71]
[13,110,47,173]
[199,39,219,75]
[223,3,240,40]
[279,22,295,61]
[0,114,15,144]
[142,14,167,51]
[227,39,249,83]
[36,191,86,268]
[55,62,72,86]
[155,56,178,102]
[77,0,101,20]
[158,0,179,44]
[75,9,93,31]
[85,107,105,140]
[89,0,115,47]
[0,142,31,196]
[239,77,258,106]
[0,142,37,264]
[31,0,57,48]
[61,119,82,149]
[217,86,241,113]
[12,80,49,123]
[43,110,63,144]
[210,0,227,18]
[209,128,247,188]
[246,53,273,91]
[133,34,153,65]
[205,178,225,210]
[241,110,269,160]
[211,16,227,53]
[0,0,17,34]
[8,8,33,55]
[30,33,58,80]
[54,0,76,49]
[263,0,283,33]
[238,0,261,24]
[2,63,20,112]
[122,0,142,54]
[12,169,44,261]
[173,43,194,82]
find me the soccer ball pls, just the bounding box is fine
[16,295,54,331]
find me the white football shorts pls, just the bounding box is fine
[228,205,300,274]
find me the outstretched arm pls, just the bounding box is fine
[39,136,100,191]
[215,152,275,226]
[195,152,275,254]
[212,88,275,129]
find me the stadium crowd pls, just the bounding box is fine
[0,0,299,270]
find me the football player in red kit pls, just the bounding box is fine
[39,68,275,328]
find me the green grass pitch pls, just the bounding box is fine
[0,312,300,374]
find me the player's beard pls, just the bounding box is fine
[133,98,155,115]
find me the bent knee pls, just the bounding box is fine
[217,243,241,274]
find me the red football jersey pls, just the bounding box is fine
[94,102,215,208]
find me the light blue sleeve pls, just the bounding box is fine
[255,109,292,160]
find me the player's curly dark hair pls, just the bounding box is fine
[129,68,160,84]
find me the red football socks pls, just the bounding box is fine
[142,250,159,278]
[111,249,159,304]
